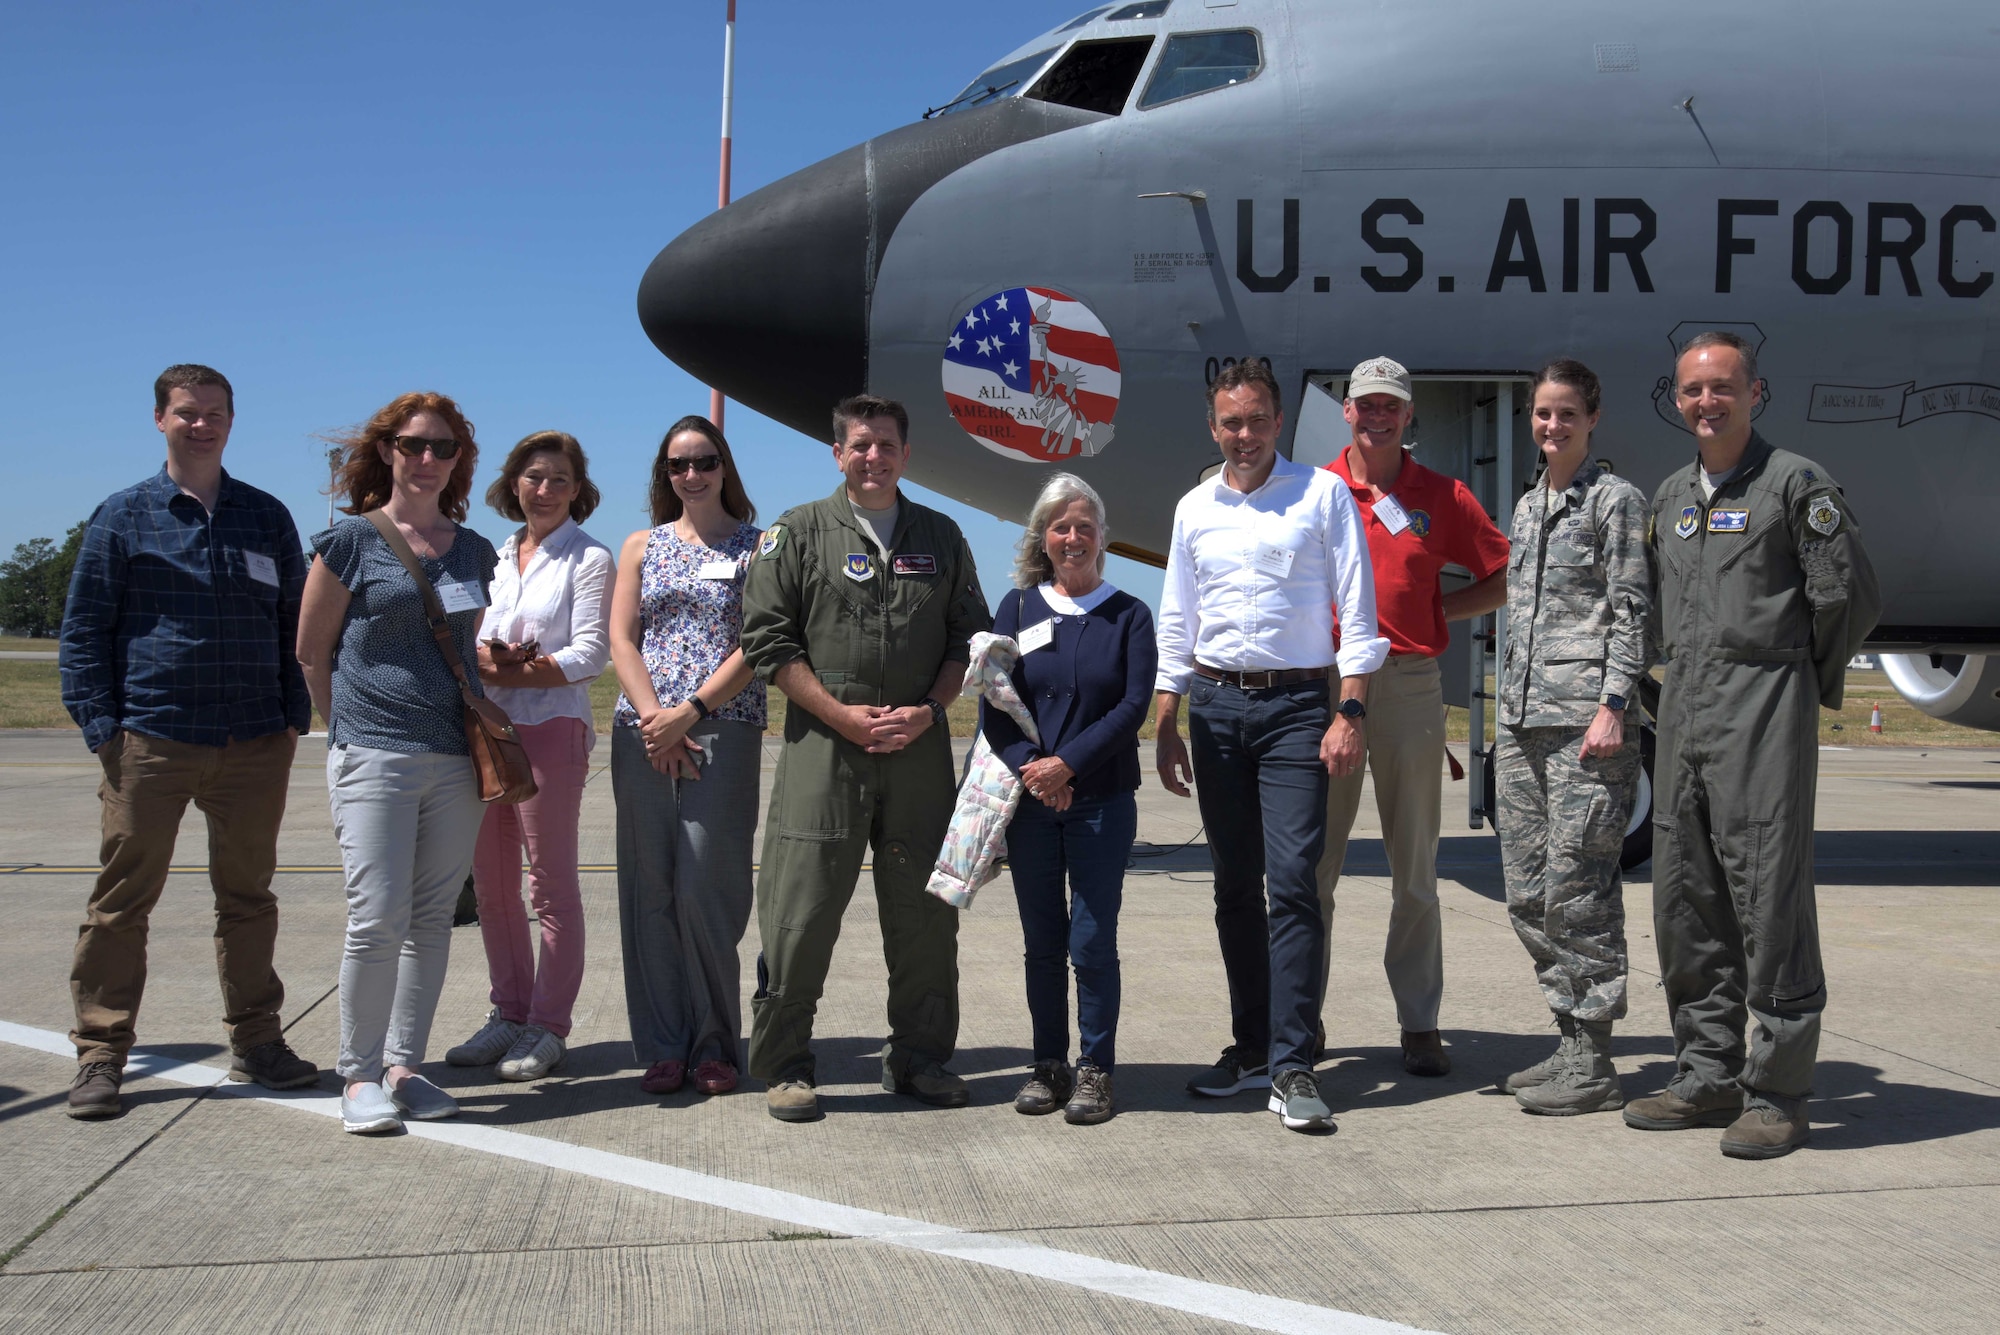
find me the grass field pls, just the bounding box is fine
[7,663,1987,750]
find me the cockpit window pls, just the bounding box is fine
[1057,7,1113,31]
[1137,29,1262,108]
[932,47,1060,118]
[1029,37,1156,116]
[1106,1,1171,18]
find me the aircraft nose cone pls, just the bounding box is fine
[638,143,868,441]
[638,100,1107,440]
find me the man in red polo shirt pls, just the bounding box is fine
[1319,356,1510,1077]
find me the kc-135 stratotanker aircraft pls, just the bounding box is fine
[638,0,2000,838]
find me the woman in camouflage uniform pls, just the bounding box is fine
[1494,360,1653,1116]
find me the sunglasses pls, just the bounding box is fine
[666,454,723,476]
[390,435,462,460]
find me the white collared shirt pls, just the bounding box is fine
[483,517,615,746]
[1154,456,1389,693]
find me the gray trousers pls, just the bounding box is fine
[328,745,485,1082]
[612,721,761,1068]
[1495,722,1637,1022]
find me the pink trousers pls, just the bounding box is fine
[471,716,591,1037]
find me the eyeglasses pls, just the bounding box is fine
[390,435,462,460]
[666,454,723,476]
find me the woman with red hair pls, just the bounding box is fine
[297,391,500,1135]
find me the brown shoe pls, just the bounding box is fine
[1064,1063,1114,1125]
[1720,1103,1810,1159]
[1014,1060,1073,1115]
[766,1078,822,1123]
[67,1061,123,1119]
[1401,1030,1450,1077]
[1622,1087,1743,1130]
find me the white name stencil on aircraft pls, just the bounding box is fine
[942,286,1121,464]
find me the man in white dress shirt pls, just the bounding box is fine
[1154,360,1389,1133]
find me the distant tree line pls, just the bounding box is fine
[0,523,86,638]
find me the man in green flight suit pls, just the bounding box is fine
[740,393,992,1123]
[1627,331,1880,1159]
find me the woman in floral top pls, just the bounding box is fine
[608,415,765,1098]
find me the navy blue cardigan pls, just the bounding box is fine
[979,585,1157,802]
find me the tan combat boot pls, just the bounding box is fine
[1516,1019,1622,1115]
[1720,1102,1810,1159]
[1622,1085,1742,1130]
[1500,1014,1575,1094]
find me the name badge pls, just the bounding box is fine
[1373,495,1411,537]
[243,551,280,586]
[436,580,486,614]
[892,554,937,576]
[1016,619,1055,655]
[697,560,738,580]
[1252,541,1296,578]
[1708,508,1750,533]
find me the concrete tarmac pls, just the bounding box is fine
[0,728,1995,1333]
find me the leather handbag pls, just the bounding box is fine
[365,511,538,804]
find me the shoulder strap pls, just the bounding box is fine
[364,511,477,699]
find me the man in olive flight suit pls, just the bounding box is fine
[740,393,991,1124]
[1627,332,1880,1159]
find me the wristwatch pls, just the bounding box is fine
[1337,697,1367,721]
[1602,693,1628,712]
[920,697,948,729]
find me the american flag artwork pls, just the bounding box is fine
[941,286,1120,463]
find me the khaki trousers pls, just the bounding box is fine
[71,728,297,1066]
[1315,655,1446,1032]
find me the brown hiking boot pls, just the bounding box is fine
[1014,1060,1073,1115]
[1064,1063,1114,1125]
[766,1078,822,1123]
[67,1061,123,1119]
[1622,1086,1742,1130]
[1720,1103,1810,1159]
[1401,1029,1451,1077]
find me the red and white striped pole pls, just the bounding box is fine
[709,0,737,430]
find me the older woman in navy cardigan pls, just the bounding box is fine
[982,473,1156,1126]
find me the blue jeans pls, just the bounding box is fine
[1187,676,1330,1074]
[1006,791,1137,1072]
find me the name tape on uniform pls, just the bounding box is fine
[892,554,937,576]
[1707,509,1750,533]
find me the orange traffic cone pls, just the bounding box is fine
[1869,702,1883,733]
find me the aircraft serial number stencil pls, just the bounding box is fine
[942,286,1121,463]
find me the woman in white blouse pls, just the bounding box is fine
[446,431,614,1082]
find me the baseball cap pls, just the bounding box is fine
[1347,356,1412,402]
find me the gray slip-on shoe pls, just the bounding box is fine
[341,1081,403,1134]
[386,1073,460,1121]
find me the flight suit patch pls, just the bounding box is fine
[1707,508,1749,533]
[1407,509,1431,538]
[1805,496,1843,536]
[759,524,786,558]
[892,554,937,575]
[843,553,875,581]
[1675,505,1699,539]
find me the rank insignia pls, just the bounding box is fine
[1801,469,1817,483]
[1708,508,1750,533]
[892,553,937,575]
[1806,496,1843,535]
[758,524,785,557]
[1407,509,1431,538]
[1675,505,1699,539]
[843,553,875,581]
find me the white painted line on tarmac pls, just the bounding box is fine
[0,1019,1434,1335]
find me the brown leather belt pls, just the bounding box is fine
[1193,662,1330,690]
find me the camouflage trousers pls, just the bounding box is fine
[1495,723,1639,1022]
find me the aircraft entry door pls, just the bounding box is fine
[1291,373,1533,830]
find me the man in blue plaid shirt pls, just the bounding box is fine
[59,364,320,1118]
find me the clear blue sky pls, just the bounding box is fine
[1,0,1163,610]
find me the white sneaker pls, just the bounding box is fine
[446,1008,522,1067]
[496,1026,566,1082]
